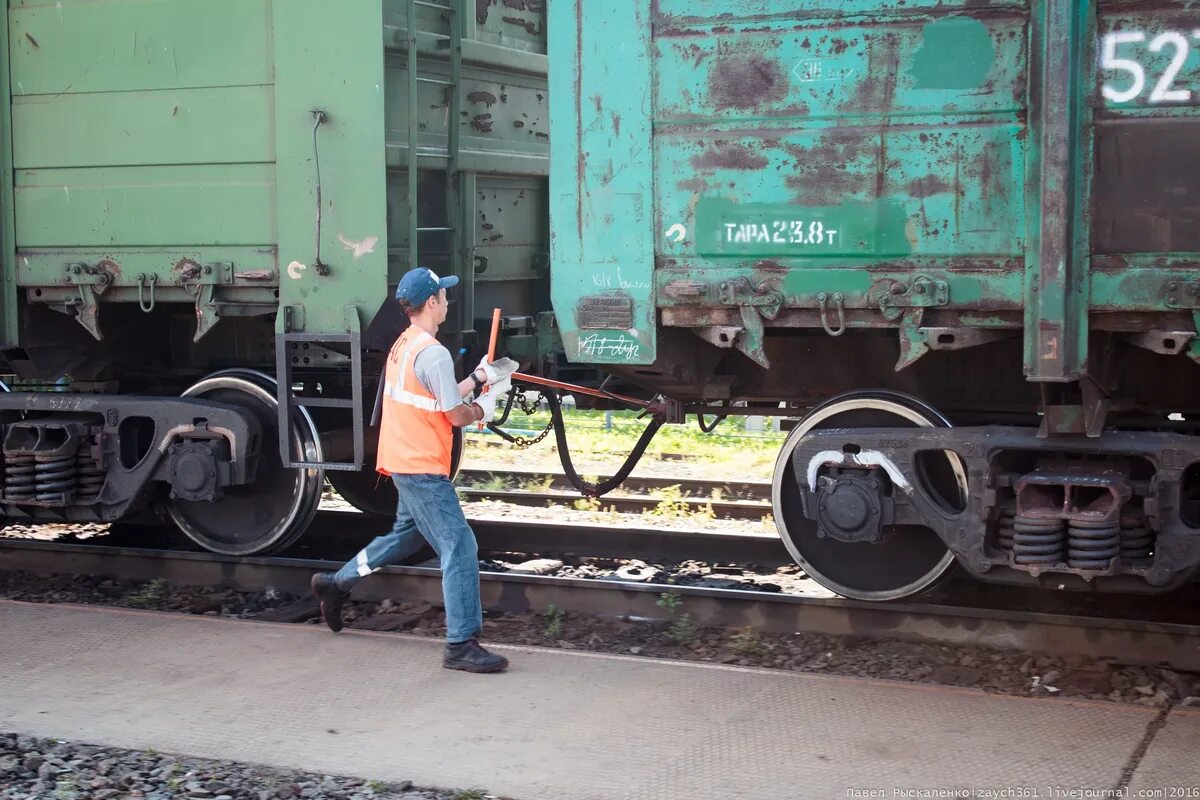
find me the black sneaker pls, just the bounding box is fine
[310,573,350,633]
[444,639,509,673]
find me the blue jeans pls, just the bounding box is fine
[333,473,482,643]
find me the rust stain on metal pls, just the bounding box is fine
[674,43,709,67]
[708,55,788,110]
[513,120,525,128]
[172,258,203,284]
[783,136,869,205]
[237,269,275,281]
[502,15,539,35]
[471,114,494,133]
[467,91,498,106]
[502,0,527,8]
[678,177,707,192]
[907,175,953,198]
[690,142,768,171]
[476,0,492,24]
[612,113,621,137]
[97,259,120,283]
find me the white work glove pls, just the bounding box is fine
[475,356,518,385]
[472,378,511,423]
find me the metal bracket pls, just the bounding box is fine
[1121,330,1194,357]
[73,285,103,341]
[63,261,115,286]
[717,277,784,315]
[187,283,220,343]
[924,327,1019,352]
[1166,280,1200,308]
[62,262,114,341]
[717,277,784,369]
[694,325,743,349]
[1189,312,1200,365]
[1038,375,1111,438]
[894,309,928,372]
[874,277,949,321]
[175,259,233,286]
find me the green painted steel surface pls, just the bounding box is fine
[549,1,1200,382]
[1,0,548,349]
[273,0,386,335]
[548,0,656,366]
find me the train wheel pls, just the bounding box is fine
[327,467,397,517]
[326,428,463,516]
[772,390,966,601]
[168,369,323,556]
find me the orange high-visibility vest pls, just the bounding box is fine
[376,327,454,477]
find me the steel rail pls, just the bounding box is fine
[458,488,771,520]
[455,468,772,501]
[99,509,792,568]
[2,537,1198,670]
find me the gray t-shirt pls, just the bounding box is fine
[413,344,467,411]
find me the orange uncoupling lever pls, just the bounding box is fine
[477,308,502,431]
[512,372,654,410]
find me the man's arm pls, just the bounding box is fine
[415,346,485,429]
[445,401,483,428]
[455,370,483,400]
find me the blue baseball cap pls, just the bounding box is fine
[395,267,459,305]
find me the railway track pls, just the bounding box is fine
[3,517,1199,671]
[455,469,772,502]
[457,488,772,520]
[453,468,773,519]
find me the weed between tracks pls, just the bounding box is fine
[127,579,169,608]
[657,592,698,646]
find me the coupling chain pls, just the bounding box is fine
[487,389,554,449]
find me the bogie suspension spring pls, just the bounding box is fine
[1012,515,1066,566]
[1067,519,1121,570]
[4,453,35,502]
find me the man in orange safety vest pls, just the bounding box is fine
[311,266,517,673]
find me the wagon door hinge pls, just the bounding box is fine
[1163,281,1200,365]
[177,261,233,343]
[873,277,949,371]
[716,277,784,369]
[63,261,115,341]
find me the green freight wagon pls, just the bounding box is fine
[1,0,1198,604]
[548,1,1200,598]
[0,0,553,554]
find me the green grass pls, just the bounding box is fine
[467,407,786,478]
[127,579,170,608]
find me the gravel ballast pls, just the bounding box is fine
[0,733,500,800]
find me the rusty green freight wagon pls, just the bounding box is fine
[0,1,1198,605]
[0,0,553,554]
[548,1,1200,599]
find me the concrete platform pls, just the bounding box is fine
[0,600,1194,800]
[1129,708,1200,795]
